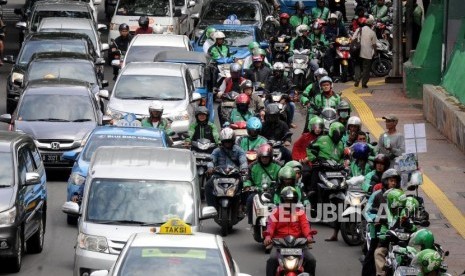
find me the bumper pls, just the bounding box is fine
[74,247,117,276]
[0,225,17,257]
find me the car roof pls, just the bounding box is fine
[90,126,166,139]
[122,62,186,76]
[0,131,32,152]
[34,1,91,10]
[39,17,94,29]
[24,81,92,95]
[153,50,209,64]
[132,34,190,48]
[128,232,221,249]
[89,146,196,181]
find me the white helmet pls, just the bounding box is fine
[296,24,310,36]
[153,24,164,34]
[220,127,235,142]
[347,116,362,128]
[329,13,338,20]
[149,101,164,113]
[273,62,285,71]
[213,31,226,40]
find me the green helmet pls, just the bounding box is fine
[404,196,420,214]
[248,41,260,52]
[413,249,442,274]
[409,229,435,251]
[386,189,406,210]
[308,116,324,133]
[284,161,303,172]
[205,27,216,39]
[253,48,267,56]
[279,166,296,180]
[329,122,345,143]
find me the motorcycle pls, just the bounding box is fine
[191,138,216,197]
[333,36,352,83]
[340,175,367,246]
[291,49,312,91]
[272,35,291,63]
[218,91,239,127]
[266,91,289,125]
[251,183,276,244]
[371,39,392,77]
[110,39,126,79]
[212,166,246,236]
[268,132,293,166]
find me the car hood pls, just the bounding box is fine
[109,99,188,117]
[15,121,97,141]
[0,187,15,212]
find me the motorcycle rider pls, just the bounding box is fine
[217,63,246,96]
[111,23,133,80]
[273,166,309,205]
[413,249,445,276]
[409,229,436,252]
[324,13,349,74]
[284,160,304,187]
[202,27,216,53]
[301,68,328,106]
[309,21,330,49]
[336,100,352,127]
[329,0,347,22]
[243,143,281,224]
[243,43,272,69]
[289,24,320,73]
[244,55,272,84]
[276,13,294,37]
[261,104,292,146]
[208,31,233,63]
[229,94,254,123]
[371,0,391,23]
[378,114,405,168]
[141,101,173,136]
[362,154,390,193]
[311,0,330,22]
[206,128,248,207]
[310,76,341,115]
[237,117,268,152]
[264,186,316,276]
[292,116,324,162]
[351,6,368,31]
[342,115,362,147]
[135,16,153,34]
[290,1,310,29]
[185,106,220,146]
[348,142,372,177]
[241,79,265,115]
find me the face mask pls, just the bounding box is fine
[339,111,349,118]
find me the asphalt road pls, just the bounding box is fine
[0,1,363,275]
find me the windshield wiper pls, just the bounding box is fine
[120,96,159,100]
[72,119,93,122]
[162,97,184,101]
[35,118,70,122]
[93,219,150,225]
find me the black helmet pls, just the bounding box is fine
[280,186,298,204]
[119,23,129,31]
[138,16,149,27]
[295,1,305,10]
[374,154,390,169]
[265,103,280,116]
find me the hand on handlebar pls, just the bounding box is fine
[264,237,272,246]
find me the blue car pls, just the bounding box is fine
[277,0,316,15]
[62,126,169,224]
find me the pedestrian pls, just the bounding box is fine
[377,114,405,168]
[352,16,377,88]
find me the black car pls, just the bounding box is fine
[4,32,102,114]
[0,80,108,168]
[0,131,47,272]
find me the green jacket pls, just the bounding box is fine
[289,36,313,53]
[310,7,330,21]
[273,185,309,205]
[141,117,174,136]
[237,135,268,152]
[301,82,320,105]
[349,160,372,178]
[309,33,329,47]
[310,92,341,114]
[362,170,378,192]
[243,161,281,190]
[208,44,231,61]
[290,15,310,29]
[229,109,254,123]
[307,135,344,164]
[186,121,220,144]
[371,5,390,23]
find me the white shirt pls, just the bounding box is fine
[352,26,377,59]
[203,39,214,53]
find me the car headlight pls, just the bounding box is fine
[0,207,16,225]
[78,233,109,253]
[12,72,24,84]
[169,110,189,121]
[69,173,86,186]
[109,23,120,31]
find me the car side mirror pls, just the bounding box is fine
[62,150,79,161]
[101,80,109,88]
[238,274,252,276]
[174,8,182,17]
[102,115,113,125]
[3,55,15,64]
[95,57,106,66]
[200,206,217,220]
[98,90,109,99]
[97,24,107,31]
[15,21,27,30]
[187,0,195,8]
[101,43,110,51]
[90,271,109,276]
[191,13,199,19]
[25,172,41,186]
[62,201,80,215]
[192,92,202,102]
[0,114,12,123]
[93,0,102,5]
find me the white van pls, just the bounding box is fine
[108,0,196,43]
[63,146,216,276]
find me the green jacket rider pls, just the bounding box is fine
[272,166,310,205]
[141,101,174,136]
[208,31,232,61]
[371,0,390,23]
[310,0,330,21]
[185,106,220,144]
[237,117,268,152]
[307,122,345,164]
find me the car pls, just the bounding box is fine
[88,220,253,276]
[62,125,170,224]
[61,146,217,276]
[108,0,195,42]
[277,0,316,15]
[153,50,215,122]
[106,62,202,139]
[0,81,108,168]
[3,32,101,114]
[192,0,272,41]
[0,131,47,272]
[115,34,192,68]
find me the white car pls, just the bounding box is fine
[89,219,251,276]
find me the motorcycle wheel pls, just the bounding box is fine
[371,58,392,77]
[253,223,264,243]
[341,221,363,246]
[199,174,206,200]
[341,63,349,83]
[219,207,230,237]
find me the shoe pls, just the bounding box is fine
[354,81,359,87]
[362,84,368,88]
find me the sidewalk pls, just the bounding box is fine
[334,78,465,275]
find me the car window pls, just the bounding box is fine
[117,247,227,276]
[19,41,88,65]
[0,152,14,187]
[223,242,236,273]
[185,70,194,96]
[199,29,254,47]
[203,2,259,22]
[31,10,92,31]
[116,0,170,16]
[18,94,96,122]
[38,28,97,50]
[28,61,97,84]
[29,143,42,170]
[17,148,28,184]
[23,147,36,172]
[86,179,194,224]
[114,75,186,100]
[125,46,187,64]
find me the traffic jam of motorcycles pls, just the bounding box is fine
[0,0,459,275]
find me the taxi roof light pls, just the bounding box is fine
[157,218,192,235]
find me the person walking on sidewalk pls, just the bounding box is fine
[378,114,405,168]
[352,17,377,88]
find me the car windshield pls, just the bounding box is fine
[19,41,88,65]
[32,10,92,31]
[114,75,186,100]
[118,247,227,276]
[203,2,259,22]
[0,153,13,187]
[28,61,97,84]
[86,179,194,225]
[18,94,96,122]
[125,46,186,64]
[116,0,170,16]
[82,134,164,161]
[200,29,254,48]
[39,28,97,50]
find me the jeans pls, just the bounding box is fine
[354,57,372,86]
[246,192,257,224]
[287,102,295,124]
[266,247,316,276]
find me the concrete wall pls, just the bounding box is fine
[423,84,465,152]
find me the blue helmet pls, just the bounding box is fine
[246,117,262,131]
[352,142,370,160]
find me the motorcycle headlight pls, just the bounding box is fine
[12,72,24,84]
[69,173,86,186]
[78,233,109,253]
[294,59,304,64]
[0,207,16,225]
[197,142,211,151]
[396,232,410,241]
[283,256,299,270]
[278,37,285,43]
[169,110,189,121]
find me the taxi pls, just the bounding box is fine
[89,219,251,276]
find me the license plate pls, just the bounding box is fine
[397,267,420,275]
[339,46,350,51]
[325,172,343,177]
[41,153,65,163]
[280,248,302,255]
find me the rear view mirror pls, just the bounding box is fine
[98,90,109,99]
[0,0,8,5]
[200,206,217,220]
[187,0,195,8]
[101,80,109,88]
[191,13,199,19]
[111,59,121,67]
[15,21,27,30]
[259,41,269,49]
[192,92,202,102]
[95,57,106,66]
[102,115,113,125]
[0,114,12,123]
[25,172,41,185]
[97,24,107,31]
[93,0,102,5]
[90,271,109,276]
[101,43,110,51]
[62,201,80,215]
